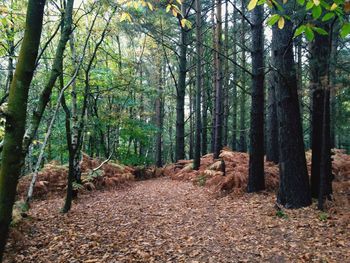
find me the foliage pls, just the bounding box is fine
[248,0,350,39]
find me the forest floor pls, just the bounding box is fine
[4,177,350,263]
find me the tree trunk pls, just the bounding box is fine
[310,22,333,199]
[213,0,223,159]
[22,0,75,153]
[239,0,247,152]
[330,23,339,148]
[266,74,279,163]
[272,11,311,208]
[155,56,163,167]
[189,82,194,159]
[247,4,265,192]
[231,5,238,151]
[223,0,229,147]
[0,1,46,259]
[194,0,202,170]
[175,2,188,161]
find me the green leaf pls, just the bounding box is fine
[297,0,305,5]
[267,14,280,26]
[322,12,335,21]
[271,0,283,11]
[294,25,306,38]
[340,22,350,38]
[247,0,258,11]
[305,26,315,41]
[257,0,266,5]
[312,5,322,19]
[306,1,314,10]
[313,27,328,35]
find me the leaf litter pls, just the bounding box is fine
[3,149,350,262]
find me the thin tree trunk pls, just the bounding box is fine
[213,0,223,159]
[155,55,163,167]
[223,0,229,147]
[175,2,188,161]
[231,4,238,151]
[189,81,194,159]
[239,0,247,152]
[211,0,216,154]
[194,0,202,170]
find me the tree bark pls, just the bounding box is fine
[213,0,223,159]
[22,0,75,154]
[247,5,265,192]
[223,0,229,147]
[0,1,46,260]
[155,56,163,167]
[231,5,238,151]
[310,22,333,200]
[272,10,311,208]
[194,0,202,170]
[266,74,279,163]
[238,0,247,152]
[175,2,188,161]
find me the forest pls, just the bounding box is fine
[0,0,349,262]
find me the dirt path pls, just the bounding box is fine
[4,177,350,262]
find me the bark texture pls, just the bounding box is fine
[0,1,46,260]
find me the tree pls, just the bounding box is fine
[22,0,75,154]
[309,20,333,204]
[247,4,265,192]
[175,1,189,161]
[0,0,46,259]
[213,0,223,159]
[239,0,247,153]
[266,74,279,163]
[271,6,311,208]
[193,0,202,170]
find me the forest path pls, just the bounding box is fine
[4,177,350,262]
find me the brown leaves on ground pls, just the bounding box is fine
[17,153,162,200]
[166,148,350,202]
[165,148,279,195]
[4,178,350,262]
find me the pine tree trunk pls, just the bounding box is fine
[231,5,238,151]
[248,5,265,192]
[310,23,333,199]
[175,2,188,161]
[189,82,194,159]
[239,0,247,152]
[272,13,311,208]
[194,0,202,170]
[155,56,163,167]
[223,0,229,147]
[0,1,46,259]
[330,24,339,148]
[210,0,216,154]
[213,0,223,159]
[266,75,279,163]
